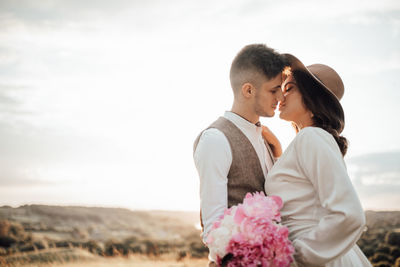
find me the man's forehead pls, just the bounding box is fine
[263,75,282,87]
[265,73,283,83]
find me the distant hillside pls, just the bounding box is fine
[365,210,400,229]
[0,205,200,242]
[1,205,399,243]
[1,205,400,266]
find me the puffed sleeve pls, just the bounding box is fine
[292,128,366,266]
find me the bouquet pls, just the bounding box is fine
[206,192,294,267]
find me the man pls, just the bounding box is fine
[193,44,287,265]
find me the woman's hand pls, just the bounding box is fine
[262,125,282,158]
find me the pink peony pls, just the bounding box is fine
[206,192,294,267]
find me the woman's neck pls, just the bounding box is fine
[293,116,314,131]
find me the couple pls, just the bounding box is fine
[193,44,372,267]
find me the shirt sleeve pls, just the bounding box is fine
[193,128,231,245]
[292,128,366,266]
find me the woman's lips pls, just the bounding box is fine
[278,103,285,111]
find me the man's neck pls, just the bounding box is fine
[230,104,259,124]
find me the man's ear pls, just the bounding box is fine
[241,83,255,98]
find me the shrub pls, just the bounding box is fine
[362,245,375,257]
[153,240,175,254]
[177,250,187,261]
[55,241,72,248]
[33,240,48,250]
[69,241,82,248]
[142,239,158,256]
[0,221,11,237]
[390,246,400,260]
[104,244,121,256]
[7,247,19,254]
[376,245,391,254]
[128,244,143,254]
[386,231,400,246]
[189,240,208,258]
[104,240,129,256]
[395,257,400,267]
[18,243,36,253]
[373,261,392,267]
[9,223,25,238]
[0,236,17,248]
[123,237,143,254]
[47,240,56,248]
[83,240,103,255]
[0,220,30,248]
[370,253,393,263]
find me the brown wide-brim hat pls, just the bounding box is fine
[283,53,345,115]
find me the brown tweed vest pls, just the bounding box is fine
[194,116,271,215]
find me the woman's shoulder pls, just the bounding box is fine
[292,127,344,165]
[296,126,331,138]
[294,126,336,148]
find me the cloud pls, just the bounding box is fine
[0,91,18,106]
[0,0,192,32]
[348,150,400,175]
[0,88,132,188]
[0,0,134,25]
[0,164,52,187]
[346,151,400,210]
[0,122,140,204]
[0,121,127,165]
[0,84,30,111]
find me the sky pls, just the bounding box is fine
[0,0,399,211]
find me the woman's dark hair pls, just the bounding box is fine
[292,69,348,156]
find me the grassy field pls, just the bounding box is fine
[54,257,208,267]
[1,248,208,267]
[3,254,208,267]
[2,205,400,266]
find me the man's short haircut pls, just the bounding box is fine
[230,44,287,93]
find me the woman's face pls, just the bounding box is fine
[279,75,313,127]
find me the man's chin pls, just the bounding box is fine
[279,113,290,121]
[260,113,274,118]
[257,109,275,118]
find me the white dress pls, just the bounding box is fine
[265,127,372,267]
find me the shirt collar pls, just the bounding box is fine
[224,111,262,134]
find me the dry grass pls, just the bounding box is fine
[1,248,208,267]
[13,255,208,267]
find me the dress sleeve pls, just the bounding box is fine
[193,128,231,245]
[292,128,366,266]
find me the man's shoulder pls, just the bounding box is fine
[193,127,232,162]
[194,117,227,144]
[193,116,237,154]
[196,128,227,146]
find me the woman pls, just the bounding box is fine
[264,54,372,266]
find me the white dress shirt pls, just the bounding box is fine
[193,111,274,244]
